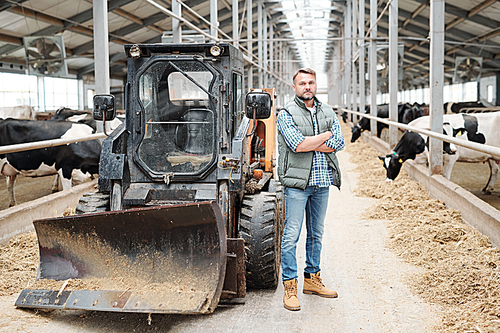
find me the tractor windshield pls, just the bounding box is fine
[137,60,215,176]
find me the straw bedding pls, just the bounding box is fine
[0,232,38,296]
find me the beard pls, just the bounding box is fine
[298,93,314,101]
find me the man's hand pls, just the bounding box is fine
[315,144,335,153]
[296,131,333,152]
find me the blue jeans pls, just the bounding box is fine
[281,186,329,282]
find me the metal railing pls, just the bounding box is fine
[4,107,499,160]
[339,107,500,160]
[0,133,106,155]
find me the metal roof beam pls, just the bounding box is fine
[0,0,26,13]
[373,6,500,70]
[0,0,135,57]
[410,0,500,32]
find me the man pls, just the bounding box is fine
[277,68,345,311]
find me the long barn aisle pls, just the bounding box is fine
[314,145,439,331]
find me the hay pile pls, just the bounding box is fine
[345,125,500,333]
[0,232,38,296]
[0,208,74,296]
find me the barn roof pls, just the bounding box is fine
[0,0,498,86]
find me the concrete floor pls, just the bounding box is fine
[0,149,439,333]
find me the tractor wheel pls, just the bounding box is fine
[75,191,110,214]
[240,192,281,289]
[268,179,285,228]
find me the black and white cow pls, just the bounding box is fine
[0,105,36,119]
[443,101,484,114]
[351,103,424,143]
[0,118,101,206]
[378,128,459,182]
[379,112,500,194]
[50,107,123,133]
[50,107,96,131]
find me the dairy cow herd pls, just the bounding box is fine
[345,102,500,196]
[0,107,122,207]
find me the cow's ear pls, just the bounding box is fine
[456,130,463,136]
[378,156,385,162]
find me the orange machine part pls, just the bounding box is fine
[247,88,277,173]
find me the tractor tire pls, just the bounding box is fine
[268,179,285,228]
[240,192,281,289]
[75,191,110,214]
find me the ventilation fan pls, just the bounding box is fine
[380,45,404,80]
[377,77,389,94]
[454,56,482,83]
[400,72,414,90]
[23,36,68,77]
[366,43,404,93]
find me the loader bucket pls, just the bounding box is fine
[15,201,227,314]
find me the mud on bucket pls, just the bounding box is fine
[15,201,226,314]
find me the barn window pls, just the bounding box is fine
[464,81,478,101]
[487,85,493,103]
[0,72,38,109]
[44,77,79,111]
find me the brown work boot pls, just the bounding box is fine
[303,272,338,298]
[283,279,301,311]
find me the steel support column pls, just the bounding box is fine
[369,0,377,136]
[429,0,445,175]
[93,0,110,95]
[351,0,357,116]
[38,76,45,111]
[210,0,218,38]
[257,1,263,87]
[269,19,274,88]
[344,2,351,110]
[358,0,365,119]
[172,0,181,43]
[388,0,398,148]
[328,45,341,106]
[93,0,110,134]
[263,9,268,88]
[247,0,253,90]
[232,0,238,48]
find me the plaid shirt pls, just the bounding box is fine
[277,103,345,187]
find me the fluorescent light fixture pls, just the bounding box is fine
[280,0,333,70]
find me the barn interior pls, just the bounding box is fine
[2,1,500,331]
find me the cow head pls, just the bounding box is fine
[341,112,348,123]
[378,152,404,182]
[443,123,468,155]
[378,131,426,182]
[351,118,370,143]
[351,124,363,143]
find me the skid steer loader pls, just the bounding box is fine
[15,43,284,314]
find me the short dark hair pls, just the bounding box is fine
[293,68,316,83]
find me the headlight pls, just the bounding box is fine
[210,45,222,57]
[129,44,142,58]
